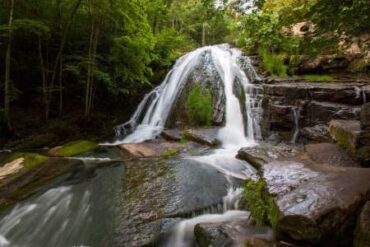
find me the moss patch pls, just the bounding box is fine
[162,149,179,158]
[243,179,280,230]
[186,84,213,127]
[5,152,48,170]
[54,140,98,157]
[303,74,333,81]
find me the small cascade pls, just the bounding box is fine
[291,107,300,143]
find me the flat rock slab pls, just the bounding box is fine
[119,141,189,158]
[161,129,183,141]
[305,143,359,167]
[184,128,221,146]
[237,144,302,170]
[263,158,370,245]
[194,219,274,247]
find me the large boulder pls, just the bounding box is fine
[166,50,226,128]
[328,120,361,154]
[184,128,221,147]
[300,124,330,142]
[354,201,370,247]
[113,157,233,246]
[262,159,370,246]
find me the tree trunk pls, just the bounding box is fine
[38,37,48,120]
[85,15,102,117]
[4,0,14,131]
[46,0,82,119]
[202,22,207,46]
[58,56,63,116]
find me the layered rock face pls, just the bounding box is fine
[259,79,370,143]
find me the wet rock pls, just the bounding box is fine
[354,201,370,247]
[119,140,188,158]
[194,219,274,247]
[114,158,231,246]
[237,144,302,171]
[262,159,370,246]
[305,143,359,167]
[300,124,330,142]
[161,129,183,142]
[184,128,221,147]
[329,120,361,154]
[0,157,83,210]
[360,103,370,130]
[305,101,360,126]
[263,82,367,105]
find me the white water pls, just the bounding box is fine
[291,107,300,143]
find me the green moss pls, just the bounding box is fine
[5,152,48,170]
[186,84,213,127]
[303,74,333,81]
[55,140,98,157]
[162,149,179,158]
[180,131,188,144]
[243,179,280,230]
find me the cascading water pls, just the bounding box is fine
[111,44,261,145]
[291,107,300,144]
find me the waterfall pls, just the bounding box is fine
[111,44,260,145]
[291,107,300,143]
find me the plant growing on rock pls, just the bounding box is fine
[243,179,280,229]
[186,84,213,127]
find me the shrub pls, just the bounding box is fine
[243,179,280,229]
[259,49,287,77]
[186,84,213,127]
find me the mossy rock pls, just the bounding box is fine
[162,149,180,158]
[356,146,370,167]
[51,140,98,157]
[4,152,49,170]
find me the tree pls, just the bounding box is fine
[4,0,14,132]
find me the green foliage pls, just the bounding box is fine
[5,153,48,170]
[162,149,179,158]
[303,74,333,81]
[186,84,213,127]
[259,49,287,77]
[243,179,280,229]
[55,140,98,157]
